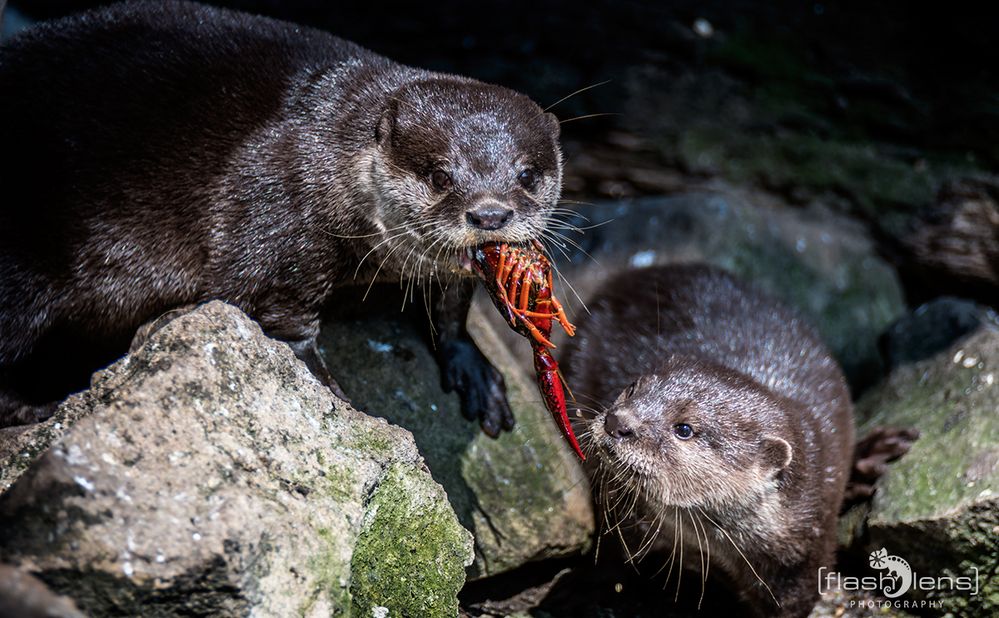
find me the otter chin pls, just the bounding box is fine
[564,265,854,618]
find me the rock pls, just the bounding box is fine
[879,297,999,370]
[846,328,999,616]
[318,303,594,580]
[0,563,85,618]
[0,397,91,493]
[807,584,918,618]
[899,178,999,307]
[0,301,473,617]
[555,186,906,392]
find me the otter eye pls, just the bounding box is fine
[624,381,637,398]
[518,168,538,190]
[673,423,694,440]
[431,170,452,192]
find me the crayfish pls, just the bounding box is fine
[471,240,584,460]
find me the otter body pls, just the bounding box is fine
[0,1,563,429]
[564,265,854,618]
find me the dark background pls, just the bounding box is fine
[6,0,998,309]
[3,3,996,615]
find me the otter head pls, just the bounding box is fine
[586,358,794,514]
[367,78,562,273]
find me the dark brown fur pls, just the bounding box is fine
[0,1,563,431]
[563,265,854,618]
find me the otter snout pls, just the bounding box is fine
[604,409,638,439]
[465,202,514,231]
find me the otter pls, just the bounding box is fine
[563,265,854,618]
[0,0,563,432]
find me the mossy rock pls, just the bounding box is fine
[0,302,474,617]
[350,463,473,617]
[319,304,594,579]
[847,327,999,617]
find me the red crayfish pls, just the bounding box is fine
[472,240,585,460]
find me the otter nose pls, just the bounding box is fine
[604,411,636,439]
[466,204,514,230]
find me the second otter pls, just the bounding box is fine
[563,265,854,618]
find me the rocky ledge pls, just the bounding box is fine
[0,301,473,617]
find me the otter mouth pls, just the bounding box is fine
[456,241,536,277]
[458,247,476,274]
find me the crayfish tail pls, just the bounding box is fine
[534,347,586,461]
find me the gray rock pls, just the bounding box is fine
[847,328,999,617]
[879,297,999,370]
[900,178,999,306]
[0,563,85,618]
[319,303,594,579]
[0,301,473,617]
[555,186,906,392]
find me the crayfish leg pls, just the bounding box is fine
[550,295,576,336]
[518,314,555,348]
[518,270,533,313]
[496,246,508,285]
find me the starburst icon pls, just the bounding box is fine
[869,548,889,569]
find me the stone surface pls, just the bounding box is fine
[847,328,999,616]
[319,303,594,580]
[0,301,473,617]
[0,397,91,494]
[552,186,906,393]
[899,178,999,306]
[0,563,85,618]
[879,297,999,370]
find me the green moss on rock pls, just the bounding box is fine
[349,463,472,618]
[850,329,999,617]
[304,527,353,617]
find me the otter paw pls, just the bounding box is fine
[843,426,920,508]
[439,339,514,437]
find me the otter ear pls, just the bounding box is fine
[761,436,792,474]
[544,112,561,138]
[375,101,398,148]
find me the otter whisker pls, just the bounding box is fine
[405,225,449,311]
[674,508,684,603]
[693,510,711,610]
[548,217,616,233]
[631,510,665,567]
[354,218,438,280]
[353,229,412,279]
[547,205,587,216]
[543,227,595,258]
[557,198,601,208]
[688,509,706,610]
[362,230,414,301]
[542,79,611,112]
[535,234,589,315]
[652,506,680,583]
[321,222,410,240]
[697,508,779,608]
[558,112,621,125]
[569,391,607,409]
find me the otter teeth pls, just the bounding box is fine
[458,247,475,271]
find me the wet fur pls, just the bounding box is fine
[0,0,561,428]
[563,265,854,618]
